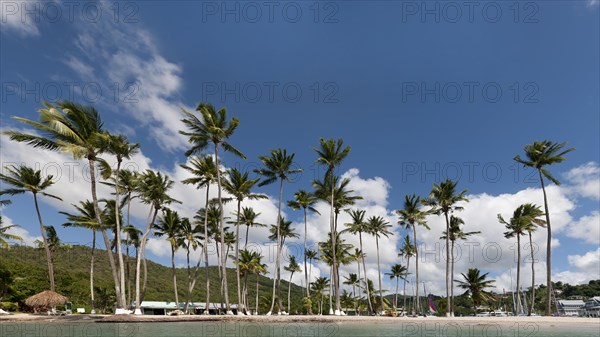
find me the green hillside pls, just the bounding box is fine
[0,245,306,313]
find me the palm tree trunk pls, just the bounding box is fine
[255,273,260,315]
[443,211,451,316]
[451,240,455,316]
[90,231,96,313]
[516,234,522,314]
[538,170,552,316]
[126,191,133,308]
[269,178,284,314]
[32,194,55,292]
[184,245,191,313]
[529,232,535,316]
[88,158,123,309]
[114,161,127,309]
[359,233,373,314]
[235,199,243,314]
[171,245,179,308]
[142,255,148,303]
[203,185,211,315]
[376,237,383,314]
[244,225,250,250]
[395,278,399,310]
[329,175,339,314]
[413,224,420,314]
[214,144,231,314]
[288,272,293,313]
[135,206,157,313]
[303,208,309,299]
[404,257,410,313]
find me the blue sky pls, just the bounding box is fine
[1,1,598,295]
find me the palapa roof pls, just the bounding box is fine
[25,290,68,308]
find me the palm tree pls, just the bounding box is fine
[154,208,184,309]
[122,224,142,307]
[60,200,104,313]
[423,179,468,316]
[396,194,430,313]
[305,249,319,295]
[441,216,480,315]
[343,273,360,312]
[237,249,257,312]
[180,102,246,314]
[366,216,392,314]
[0,217,22,248]
[319,231,354,314]
[4,101,126,306]
[287,189,320,301]
[255,148,302,315]
[237,207,265,249]
[117,169,140,306]
[178,217,204,313]
[181,155,219,314]
[134,170,179,314]
[251,253,268,315]
[498,204,545,315]
[455,268,496,311]
[313,138,351,315]
[0,165,62,291]
[223,168,265,314]
[386,264,409,310]
[310,277,330,315]
[102,133,140,308]
[284,255,302,313]
[343,209,374,314]
[398,235,415,312]
[514,140,574,315]
[522,204,546,315]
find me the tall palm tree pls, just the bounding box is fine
[61,200,104,313]
[255,148,302,315]
[313,138,351,315]
[178,217,204,313]
[284,255,302,313]
[441,216,480,315]
[180,103,246,315]
[122,224,142,307]
[310,277,330,315]
[287,189,319,301]
[0,217,22,248]
[102,133,140,308]
[223,168,265,314]
[398,235,415,312]
[455,268,496,312]
[305,248,319,295]
[423,179,468,316]
[237,249,258,312]
[514,140,574,315]
[0,165,62,291]
[386,264,409,310]
[343,209,374,314]
[343,273,360,312]
[522,204,546,315]
[251,253,268,315]
[366,216,392,314]
[117,169,140,307]
[154,208,184,309]
[237,207,264,249]
[4,101,127,305]
[134,170,179,314]
[181,155,219,314]
[396,194,430,313]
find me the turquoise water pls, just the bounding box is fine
[1,321,599,336]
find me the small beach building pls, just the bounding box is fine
[139,301,238,315]
[582,297,600,317]
[556,299,585,316]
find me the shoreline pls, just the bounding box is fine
[1,314,599,325]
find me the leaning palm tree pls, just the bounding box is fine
[287,189,320,301]
[441,216,480,315]
[386,264,409,310]
[455,268,496,312]
[422,179,468,316]
[514,140,574,315]
[313,138,351,315]
[398,235,415,313]
[134,170,179,314]
[101,133,140,308]
[60,200,104,313]
[181,155,219,314]
[180,102,246,314]
[284,255,302,313]
[366,216,392,314]
[237,207,265,249]
[0,165,62,291]
[396,194,429,313]
[179,217,204,313]
[255,148,302,315]
[4,101,126,306]
[116,169,140,306]
[222,168,265,314]
[522,204,546,315]
[154,208,184,309]
[0,217,22,248]
[343,209,374,314]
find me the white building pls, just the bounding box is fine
[556,299,585,316]
[582,297,600,317]
[139,301,239,315]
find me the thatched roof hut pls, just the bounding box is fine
[25,291,68,310]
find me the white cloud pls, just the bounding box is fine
[565,211,600,245]
[564,162,600,200]
[1,215,40,246]
[588,0,599,8]
[0,0,41,37]
[568,248,600,270]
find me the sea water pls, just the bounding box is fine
[1,321,599,337]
